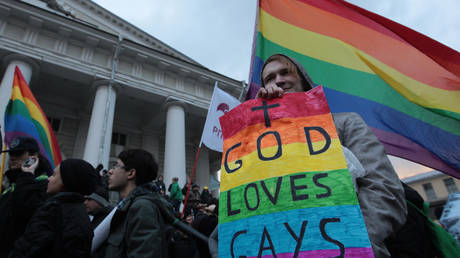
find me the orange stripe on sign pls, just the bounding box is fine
[224,114,338,163]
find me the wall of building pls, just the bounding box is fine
[407,175,460,202]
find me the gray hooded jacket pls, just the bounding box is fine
[272,54,407,257]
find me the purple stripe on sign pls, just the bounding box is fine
[253,247,374,258]
[371,127,459,177]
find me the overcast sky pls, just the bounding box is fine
[92,0,459,178]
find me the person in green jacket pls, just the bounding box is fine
[169,177,182,213]
[105,149,172,258]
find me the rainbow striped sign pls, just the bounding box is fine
[4,66,62,172]
[218,87,373,257]
[249,0,460,178]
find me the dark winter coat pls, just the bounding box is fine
[0,172,48,257]
[200,190,212,204]
[9,192,93,258]
[384,183,437,258]
[105,185,173,258]
[154,180,166,192]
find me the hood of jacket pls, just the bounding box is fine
[260,54,315,91]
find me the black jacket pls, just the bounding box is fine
[0,172,48,257]
[9,192,93,258]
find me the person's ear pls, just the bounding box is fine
[127,168,136,180]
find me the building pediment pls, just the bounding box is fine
[20,0,200,65]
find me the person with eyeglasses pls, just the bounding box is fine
[104,149,173,258]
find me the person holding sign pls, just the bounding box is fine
[255,54,407,257]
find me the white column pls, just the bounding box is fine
[0,54,38,136]
[163,99,187,187]
[83,80,117,168]
[196,147,210,188]
[142,130,160,166]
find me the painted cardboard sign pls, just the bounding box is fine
[218,86,373,257]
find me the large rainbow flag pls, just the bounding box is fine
[249,0,460,178]
[4,66,62,172]
[219,87,373,257]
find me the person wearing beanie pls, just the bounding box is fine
[9,159,98,258]
[105,149,172,258]
[200,186,212,205]
[0,137,51,257]
[253,54,406,257]
[84,186,113,229]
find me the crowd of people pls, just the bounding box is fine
[0,53,459,257]
[0,136,218,258]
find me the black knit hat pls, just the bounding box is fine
[2,137,39,154]
[60,159,97,195]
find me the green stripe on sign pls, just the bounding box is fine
[219,169,358,224]
[256,33,460,136]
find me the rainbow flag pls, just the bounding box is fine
[218,87,373,257]
[4,66,62,172]
[249,0,460,178]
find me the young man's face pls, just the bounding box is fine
[108,159,129,191]
[47,165,64,194]
[262,60,304,93]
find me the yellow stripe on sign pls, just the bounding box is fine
[259,10,460,114]
[220,139,347,192]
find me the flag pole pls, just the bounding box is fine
[181,82,220,217]
[181,142,202,217]
[0,145,6,193]
[238,80,247,101]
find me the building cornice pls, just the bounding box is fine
[1,0,243,110]
[62,0,200,65]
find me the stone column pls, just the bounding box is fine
[163,99,187,188]
[196,147,210,188]
[83,80,117,169]
[0,54,39,135]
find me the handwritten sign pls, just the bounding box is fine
[218,87,374,257]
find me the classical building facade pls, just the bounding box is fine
[0,0,243,190]
[402,171,460,216]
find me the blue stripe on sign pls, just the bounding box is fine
[218,205,371,258]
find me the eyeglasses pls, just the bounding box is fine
[112,163,127,170]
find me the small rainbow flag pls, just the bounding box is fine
[218,87,373,257]
[4,66,62,172]
[249,0,460,178]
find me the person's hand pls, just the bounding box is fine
[205,204,216,214]
[21,157,39,174]
[255,85,284,99]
